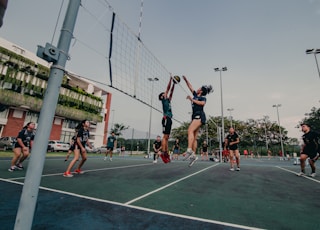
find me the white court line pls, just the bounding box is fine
[6,163,153,181]
[276,166,320,183]
[125,163,220,205]
[0,176,262,230]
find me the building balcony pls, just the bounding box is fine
[0,89,103,122]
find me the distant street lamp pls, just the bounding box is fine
[227,108,234,128]
[306,48,320,79]
[272,104,284,159]
[147,77,159,158]
[214,66,227,162]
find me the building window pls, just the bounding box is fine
[13,109,23,118]
[25,111,39,123]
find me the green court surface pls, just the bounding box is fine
[1,155,319,230]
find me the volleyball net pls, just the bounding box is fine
[107,11,191,124]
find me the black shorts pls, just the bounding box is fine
[69,144,75,151]
[107,146,114,151]
[192,112,206,125]
[162,116,172,135]
[302,151,318,159]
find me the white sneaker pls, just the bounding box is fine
[188,155,198,167]
[104,157,107,161]
[230,168,235,171]
[236,167,240,171]
[183,149,193,161]
[153,159,157,164]
[310,173,316,178]
[109,158,112,161]
[297,172,305,176]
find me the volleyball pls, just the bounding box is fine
[173,75,180,84]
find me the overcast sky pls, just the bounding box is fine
[1,0,320,140]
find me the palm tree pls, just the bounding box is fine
[110,123,129,137]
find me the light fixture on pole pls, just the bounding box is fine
[110,109,115,132]
[147,77,159,158]
[227,108,234,128]
[306,48,320,79]
[272,104,284,160]
[263,115,269,151]
[214,66,227,162]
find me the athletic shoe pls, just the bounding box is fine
[8,166,16,172]
[63,172,73,177]
[183,149,193,161]
[15,164,24,170]
[153,159,157,163]
[297,172,305,176]
[230,168,235,171]
[189,155,198,167]
[163,152,171,163]
[310,173,316,178]
[74,169,84,174]
[104,157,107,161]
[109,158,112,161]
[236,167,240,171]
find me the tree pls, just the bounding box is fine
[110,123,129,137]
[300,107,320,130]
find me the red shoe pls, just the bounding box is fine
[63,172,73,177]
[74,169,84,174]
[161,152,170,164]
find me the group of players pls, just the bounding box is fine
[6,76,319,177]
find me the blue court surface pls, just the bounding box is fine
[1,155,319,230]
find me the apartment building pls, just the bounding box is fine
[0,37,112,147]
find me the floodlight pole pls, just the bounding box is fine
[227,108,234,128]
[306,48,320,79]
[272,104,285,160]
[215,67,227,162]
[14,1,81,229]
[147,77,158,158]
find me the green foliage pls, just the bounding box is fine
[301,107,320,131]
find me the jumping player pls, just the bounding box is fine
[8,122,35,172]
[182,75,213,167]
[297,123,320,177]
[225,127,240,171]
[104,131,117,161]
[158,76,175,163]
[63,120,92,177]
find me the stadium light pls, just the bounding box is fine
[147,77,159,158]
[215,66,227,162]
[306,48,320,79]
[272,104,285,160]
[227,108,234,128]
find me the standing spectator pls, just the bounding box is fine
[172,138,180,160]
[201,140,209,161]
[8,122,35,172]
[267,149,272,160]
[152,135,162,163]
[243,149,248,158]
[104,131,117,161]
[297,123,320,177]
[63,120,92,177]
[225,127,240,171]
